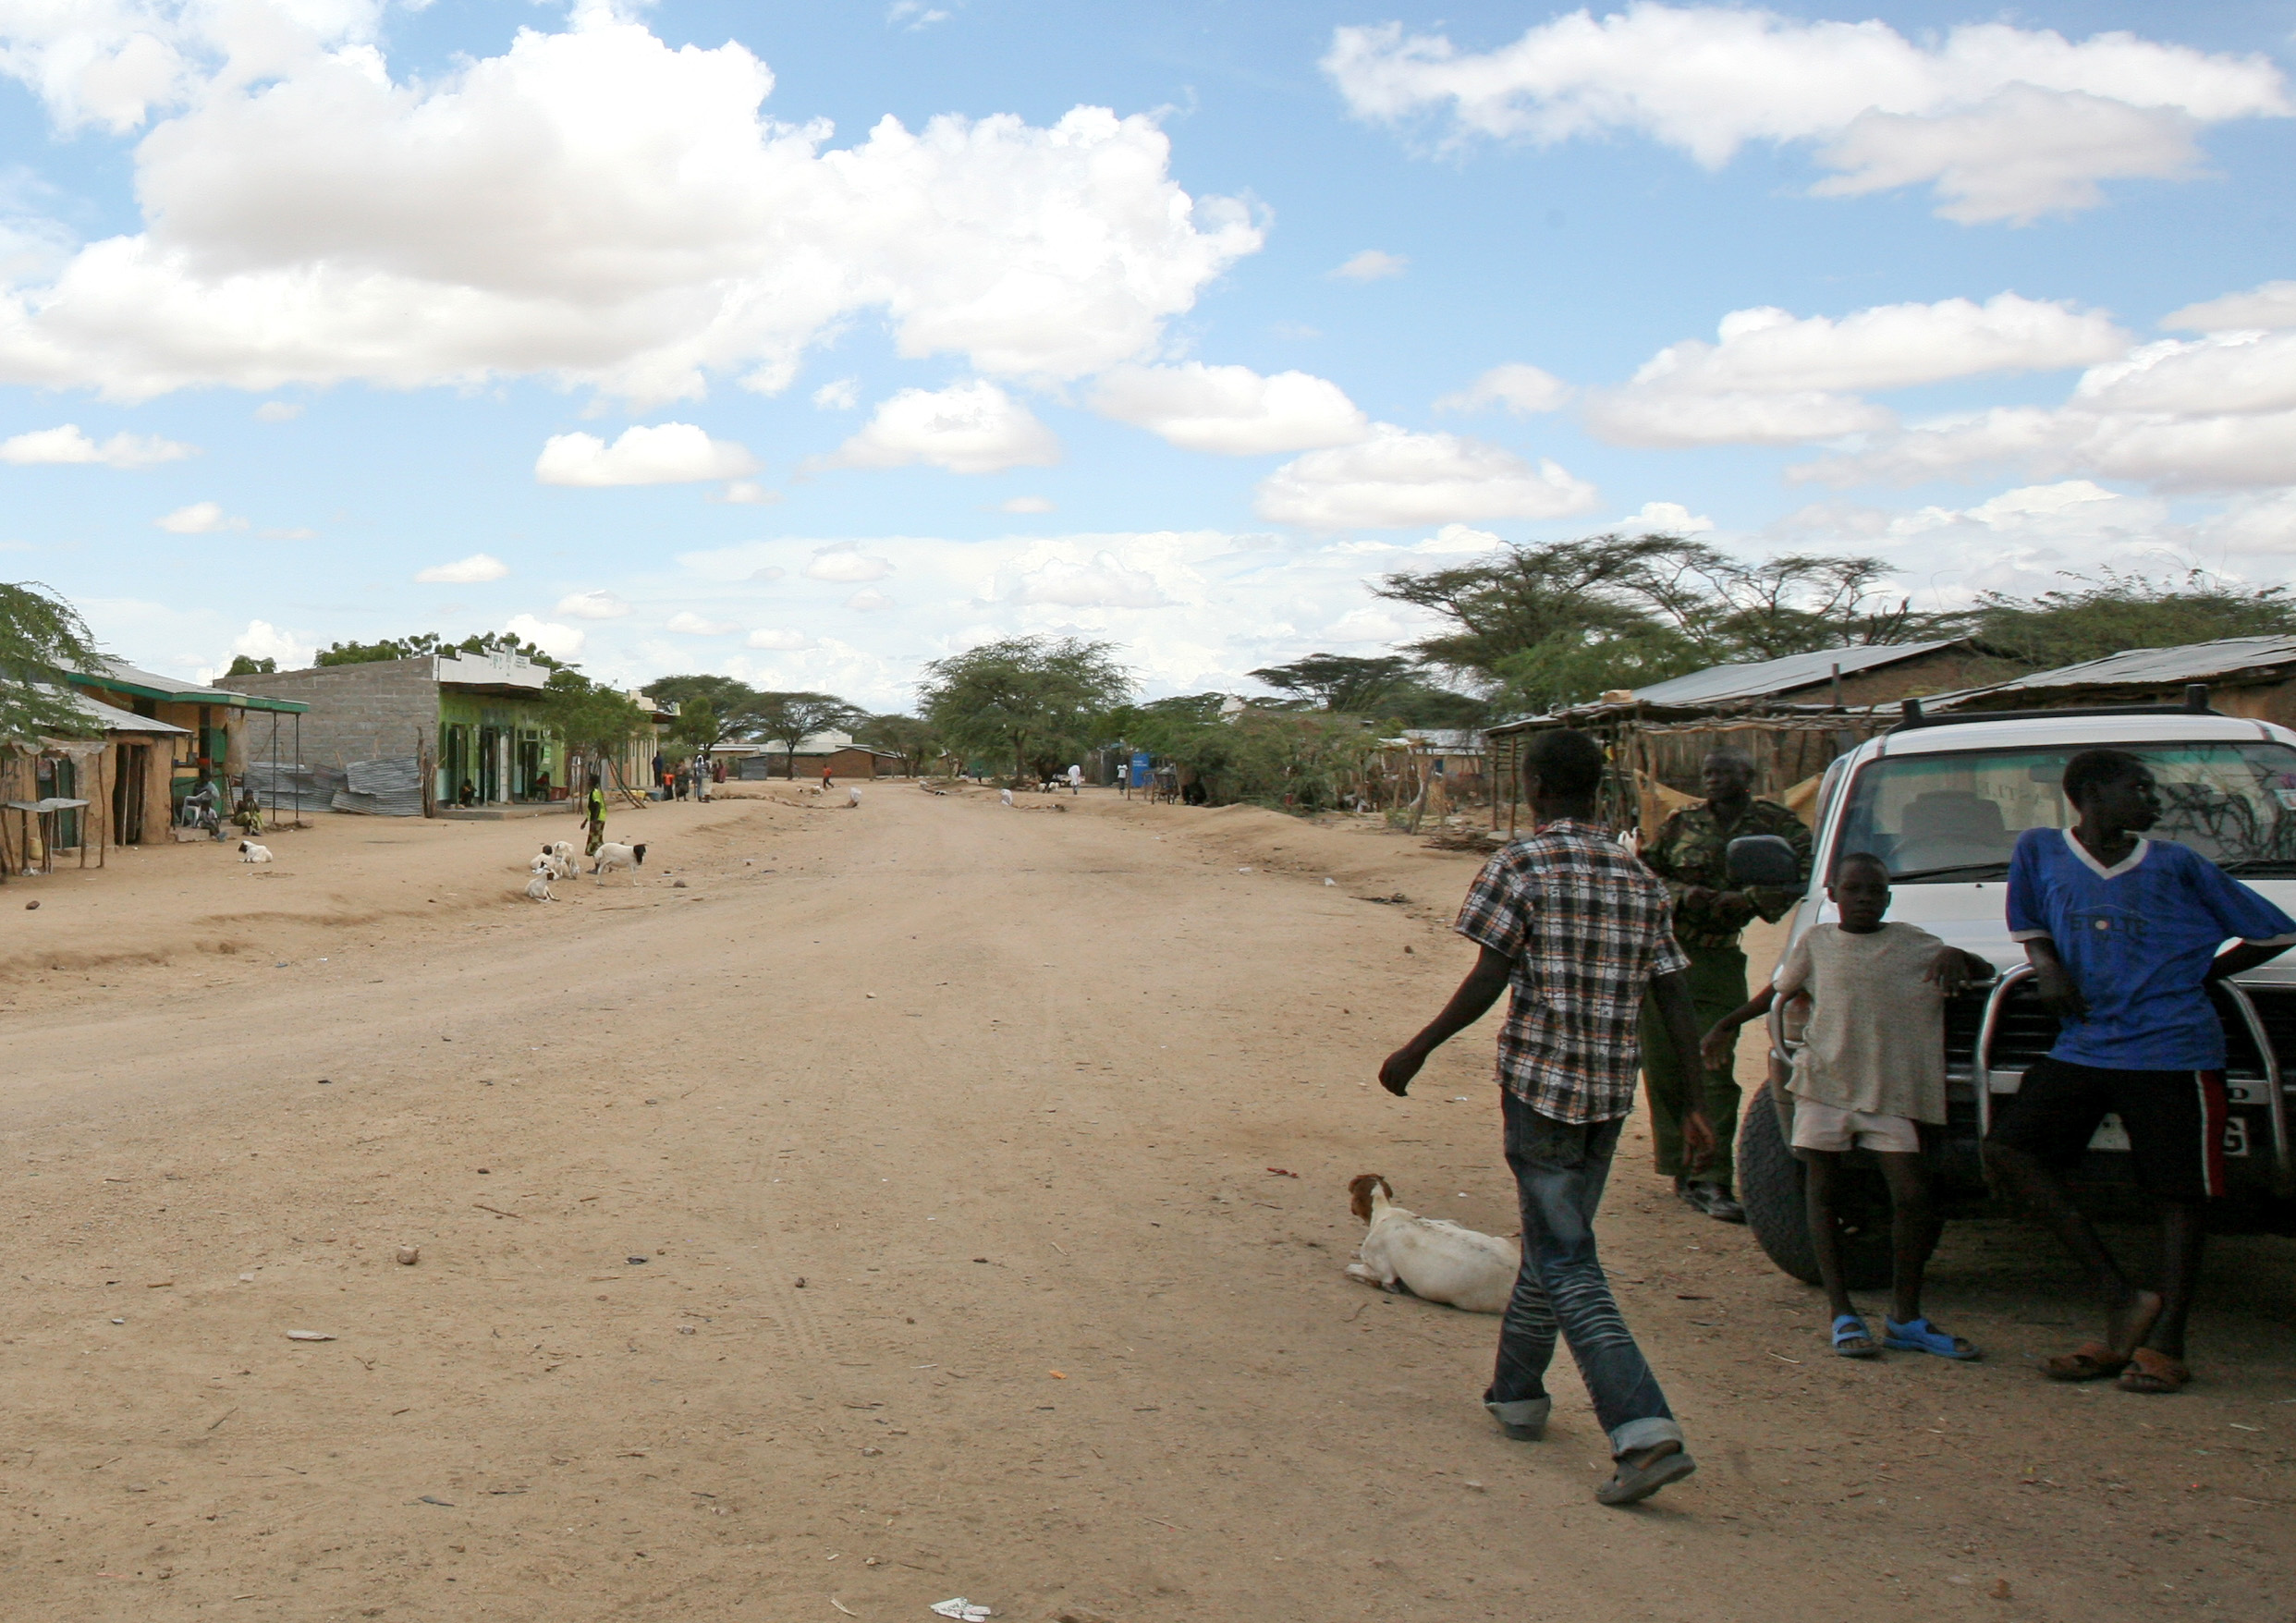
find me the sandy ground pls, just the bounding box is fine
[0,785,2290,1621]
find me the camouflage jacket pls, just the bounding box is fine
[1642,799,1813,950]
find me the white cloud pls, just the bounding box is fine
[999,495,1055,514]
[415,552,509,584]
[253,400,301,422]
[1088,362,1368,455]
[745,627,818,651]
[0,16,1261,402]
[1011,551,1172,609]
[845,588,893,611]
[821,381,1058,474]
[2166,280,2296,333]
[1254,423,1598,529]
[1797,329,2296,491]
[556,590,632,620]
[1323,7,2289,224]
[0,422,193,468]
[1586,293,2127,447]
[226,617,312,673]
[812,377,860,409]
[1617,500,1716,535]
[666,611,740,635]
[805,545,894,583]
[535,423,759,486]
[887,2,951,31]
[260,525,316,540]
[1435,363,1569,416]
[155,500,240,533]
[721,480,780,505]
[1331,249,1408,281]
[503,614,583,661]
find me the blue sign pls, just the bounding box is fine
[1129,750,1151,787]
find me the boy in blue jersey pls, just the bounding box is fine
[1985,749,2296,1395]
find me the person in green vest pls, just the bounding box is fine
[585,779,607,857]
[1638,748,1812,1223]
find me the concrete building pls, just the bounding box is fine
[238,650,566,810]
[740,730,907,780]
[60,658,310,821]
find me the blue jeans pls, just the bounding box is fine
[1490,1092,1683,1458]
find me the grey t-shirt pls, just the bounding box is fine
[1771,921,1948,1122]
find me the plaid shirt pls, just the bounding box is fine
[1454,819,1691,1123]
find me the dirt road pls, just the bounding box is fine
[2,787,2290,1620]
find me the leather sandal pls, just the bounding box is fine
[2041,1342,2128,1382]
[2117,1348,2191,1395]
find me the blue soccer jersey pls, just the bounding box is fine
[2007,827,2296,1069]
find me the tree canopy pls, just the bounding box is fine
[316,630,565,669]
[1374,532,1917,713]
[748,690,868,776]
[1246,652,1486,728]
[853,713,942,775]
[541,669,652,783]
[918,636,1133,780]
[0,580,105,742]
[1956,568,2296,669]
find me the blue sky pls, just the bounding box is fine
[0,1,2290,707]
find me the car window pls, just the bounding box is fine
[1836,741,2296,880]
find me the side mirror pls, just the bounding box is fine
[1726,834,1801,889]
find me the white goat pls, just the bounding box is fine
[524,875,558,902]
[238,841,274,864]
[592,841,647,883]
[1344,1175,1518,1314]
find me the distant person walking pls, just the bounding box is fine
[584,780,606,857]
[1378,728,1713,1507]
[1067,763,1083,795]
[1638,748,1811,1223]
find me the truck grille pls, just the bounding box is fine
[1944,982,2296,1080]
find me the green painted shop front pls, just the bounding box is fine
[436,693,564,808]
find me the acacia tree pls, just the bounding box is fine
[1956,568,2296,667]
[542,670,652,794]
[918,637,1133,781]
[0,581,104,742]
[749,690,866,777]
[853,713,941,775]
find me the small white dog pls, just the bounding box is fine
[592,840,647,882]
[847,785,862,808]
[524,875,557,902]
[238,841,274,863]
[1345,1174,1519,1314]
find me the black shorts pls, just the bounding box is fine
[1987,1056,2229,1202]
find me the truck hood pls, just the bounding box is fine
[1804,878,2296,987]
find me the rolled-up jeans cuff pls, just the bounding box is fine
[1609,1416,1684,1458]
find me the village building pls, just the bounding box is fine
[1929,634,2296,725]
[739,730,907,780]
[59,658,311,825]
[236,649,566,812]
[1484,639,2006,836]
[0,689,194,873]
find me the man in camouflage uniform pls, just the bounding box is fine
[1638,748,1812,1223]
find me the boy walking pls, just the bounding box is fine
[1984,750,2296,1394]
[1380,729,1714,1507]
[1704,852,1993,1358]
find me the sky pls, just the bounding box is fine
[0,0,2290,709]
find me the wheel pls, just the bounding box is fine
[1737,1079,1894,1290]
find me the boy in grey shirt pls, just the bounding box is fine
[1704,852,1994,1359]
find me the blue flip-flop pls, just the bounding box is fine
[1831,1313,1881,1359]
[1883,1316,1982,1360]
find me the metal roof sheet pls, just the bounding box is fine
[1939,634,2296,700]
[67,657,307,712]
[1629,641,1960,707]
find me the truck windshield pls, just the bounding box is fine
[1837,740,2296,882]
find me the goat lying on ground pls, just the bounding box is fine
[524,875,557,902]
[1345,1174,1518,1314]
[592,841,647,882]
[238,841,274,863]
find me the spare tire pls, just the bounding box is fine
[1738,1080,1893,1290]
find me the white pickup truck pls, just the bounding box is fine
[1736,689,2296,1287]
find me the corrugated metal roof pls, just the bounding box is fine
[1630,641,1960,707]
[1940,634,2296,701]
[67,657,307,713]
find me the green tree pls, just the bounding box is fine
[316,630,565,669]
[224,654,276,676]
[853,713,941,775]
[541,670,652,789]
[641,674,758,718]
[0,581,105,742]
[748,690,867,777]
[918,636,1134,781]
[1957,568,2296,669]
[1248,652,1486,728]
